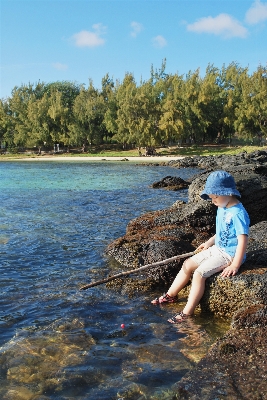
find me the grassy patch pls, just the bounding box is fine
[89,145,266,157]
[0,145,266,159]
[159,145,266,157]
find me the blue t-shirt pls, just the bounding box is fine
[215,203,250,259]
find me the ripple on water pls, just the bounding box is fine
[0,162,229,399]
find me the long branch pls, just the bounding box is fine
[79,250,196,290]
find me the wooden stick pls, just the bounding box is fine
[79,250,197,290]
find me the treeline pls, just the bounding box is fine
[0,61,266,151]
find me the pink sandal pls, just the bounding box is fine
[151,293,178,305]
[168,311,190,323]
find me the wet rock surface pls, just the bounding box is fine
[107,149,267,399]
[150,175,189,191]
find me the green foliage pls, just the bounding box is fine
[72,81,107,146]
[1,62,266,150]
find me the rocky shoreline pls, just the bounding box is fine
[107,149,267,399]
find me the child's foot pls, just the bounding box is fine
[168,311,190,323]
[151,293,178,305]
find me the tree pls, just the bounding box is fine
[114,73,137,146]
[234,65,267,143]
[42,81,81,147]
[25,89,70,148]
[159,73,184,144]
[71,81,106,147]
[218,63,249,144]
[198,64,224,143]
[181,69,207,143]
[8,84,37,147]
[41,81,81,111]
[1,62,266,151]
[3,81,80,149]
[0,99,15,147]
[101,74,118,141]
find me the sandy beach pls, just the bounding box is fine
[3,155,184,162]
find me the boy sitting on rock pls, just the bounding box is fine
[151,170,250,323]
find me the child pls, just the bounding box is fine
[151,170,250,323]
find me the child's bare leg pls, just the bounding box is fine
[183,271,206,315]
[167,258,198,297]
[168,271,206,322]
[151,258,198,304]
[182,261,230,315]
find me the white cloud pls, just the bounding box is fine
[130,21,143,37]
[187,13,248,38]
[245,0,267,24]
[152,35,167,48]
[72,23,106,48]
[52,62,68,71]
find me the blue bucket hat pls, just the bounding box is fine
[201,170,241,200]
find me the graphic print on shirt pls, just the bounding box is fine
[218,211,233,248]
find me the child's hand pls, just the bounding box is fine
[221,234,247,278]
[197,243,206,251]
[197,235,216,252]
[197,241,211,251]
[221,265,239,277]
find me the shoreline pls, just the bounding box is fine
[1,155,184,162]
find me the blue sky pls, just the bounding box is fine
[1,0,267,99]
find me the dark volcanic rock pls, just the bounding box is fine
[163,149,267,170]
[107,201,216,287]
[188,165,267,225]
[150,175,189,191]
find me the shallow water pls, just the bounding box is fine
[0,161,229,399]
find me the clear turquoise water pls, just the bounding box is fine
[0,161,228,399]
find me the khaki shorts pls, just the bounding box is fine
[190,245,233,278]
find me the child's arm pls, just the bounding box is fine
[197,234,216,251]
[220,234,248,277]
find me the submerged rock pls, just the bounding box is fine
[174,305,267,400]
[0,318,95,398]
